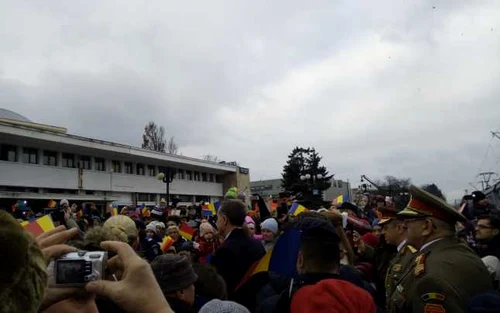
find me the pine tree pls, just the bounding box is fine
[281,147,332,208]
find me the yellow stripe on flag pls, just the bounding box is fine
[37,215,56,232]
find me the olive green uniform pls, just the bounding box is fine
[385,243,416,311]
[389,236,492,313]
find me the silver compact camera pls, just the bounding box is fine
[52,251,107,287]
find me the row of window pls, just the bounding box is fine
[0,144,222,182]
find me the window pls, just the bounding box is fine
[124,162,133,174]
[95,158,106,171]
[22,148,38,164]
[209,173,215,182]
[136,163,145,175]
[194,171,200,181]
[112,160,121,173]
[202,172,207,182]
[43,151,58,166]
[79,156,91,169]
[62,153,75,168]
[186,171,193,180]
[148,165,156,177]
[215,175,222,183]
[177,169,185,180]
[0,144,17,162]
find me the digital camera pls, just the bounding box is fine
[53,251,107,287]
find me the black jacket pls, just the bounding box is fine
[476,235,500,259]
[166,297,198,313]
[211,228,266,299]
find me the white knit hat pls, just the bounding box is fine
[199,300,250,313]
[261,218,278,234]
[482,255,500,282]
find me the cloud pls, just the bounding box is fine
[1,0,500,201]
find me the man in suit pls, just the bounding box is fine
[378,207,416,311]
[389,185,493,313]
[211,199,266,300]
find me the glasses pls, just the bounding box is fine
[476,224,493,230]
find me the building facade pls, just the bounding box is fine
[0,109,250,209]
[251,178,351,202]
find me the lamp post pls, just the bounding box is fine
[157,167,176,207]
[300,173,324,196]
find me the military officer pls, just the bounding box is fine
[390,185,493,313]
[378,207,417,311]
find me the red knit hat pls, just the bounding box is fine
[361,232,379,248]
[291,279,376,313]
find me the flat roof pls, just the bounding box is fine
[0,120,238,173]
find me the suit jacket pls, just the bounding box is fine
[211,228,266,299]
[389,236,493,313]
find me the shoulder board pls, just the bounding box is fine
[414,253,426,277]
[407,245,417,253]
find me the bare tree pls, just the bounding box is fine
[167,137,179,155]
[202,154,220,162]
[142,121,166,152]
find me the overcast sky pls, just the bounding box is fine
[1,0,500,201]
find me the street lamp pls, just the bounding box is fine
[157,168,176,207]
[300,173,324,196]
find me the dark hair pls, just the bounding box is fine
[479,215,500,230]
[219,200,246,227]
[192,263,228,300]
[297,217,341,272]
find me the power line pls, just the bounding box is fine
[476,135,495,177]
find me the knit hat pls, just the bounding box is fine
[200,222,215,237]
[199,299,250,313]
[151,255,198,294]
[361,232,379,248]
[291,279,376,313]
[145,223,157,233]
[261,218,278,234]
[60,199,69,206]
[245,216,255,226]
[152,206,164,217]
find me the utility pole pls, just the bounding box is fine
[478,172,498,191]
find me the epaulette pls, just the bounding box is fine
[414,254,425,277]
[407,245,417,253]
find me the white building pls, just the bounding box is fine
[0,109,250,209]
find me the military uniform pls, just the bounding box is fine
[389,185,493,313]
[385,242,416,309]
[377,207,417,310]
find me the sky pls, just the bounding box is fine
[1,0,500,202]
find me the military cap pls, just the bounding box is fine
[377,206,398,226]
[398,185,466,223]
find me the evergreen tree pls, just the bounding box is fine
[281,147,332,208]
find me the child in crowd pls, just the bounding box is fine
[261,218,279,252]
[197,221,219,264]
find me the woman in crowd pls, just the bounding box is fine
[260,218,279,252]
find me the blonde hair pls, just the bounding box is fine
[0,211,47,313]
[103,215,138,246]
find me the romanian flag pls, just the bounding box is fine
[22,215,56,236]
[142,207,151,217]
[332,195,344,205]
[160,236,175,252]
[268,200,279,212]
[179,223,195,240]
[48,199,57,208]
[111,208,118,216]
[288,203,307,216]
[235,228,301,291]
[202,203,216,217]
[214,201,221,212]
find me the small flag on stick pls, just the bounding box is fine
[288,203,308,216]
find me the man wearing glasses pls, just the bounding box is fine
[388,185,493,313]
[475,216,500,259]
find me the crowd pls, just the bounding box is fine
[2,186,500,313]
